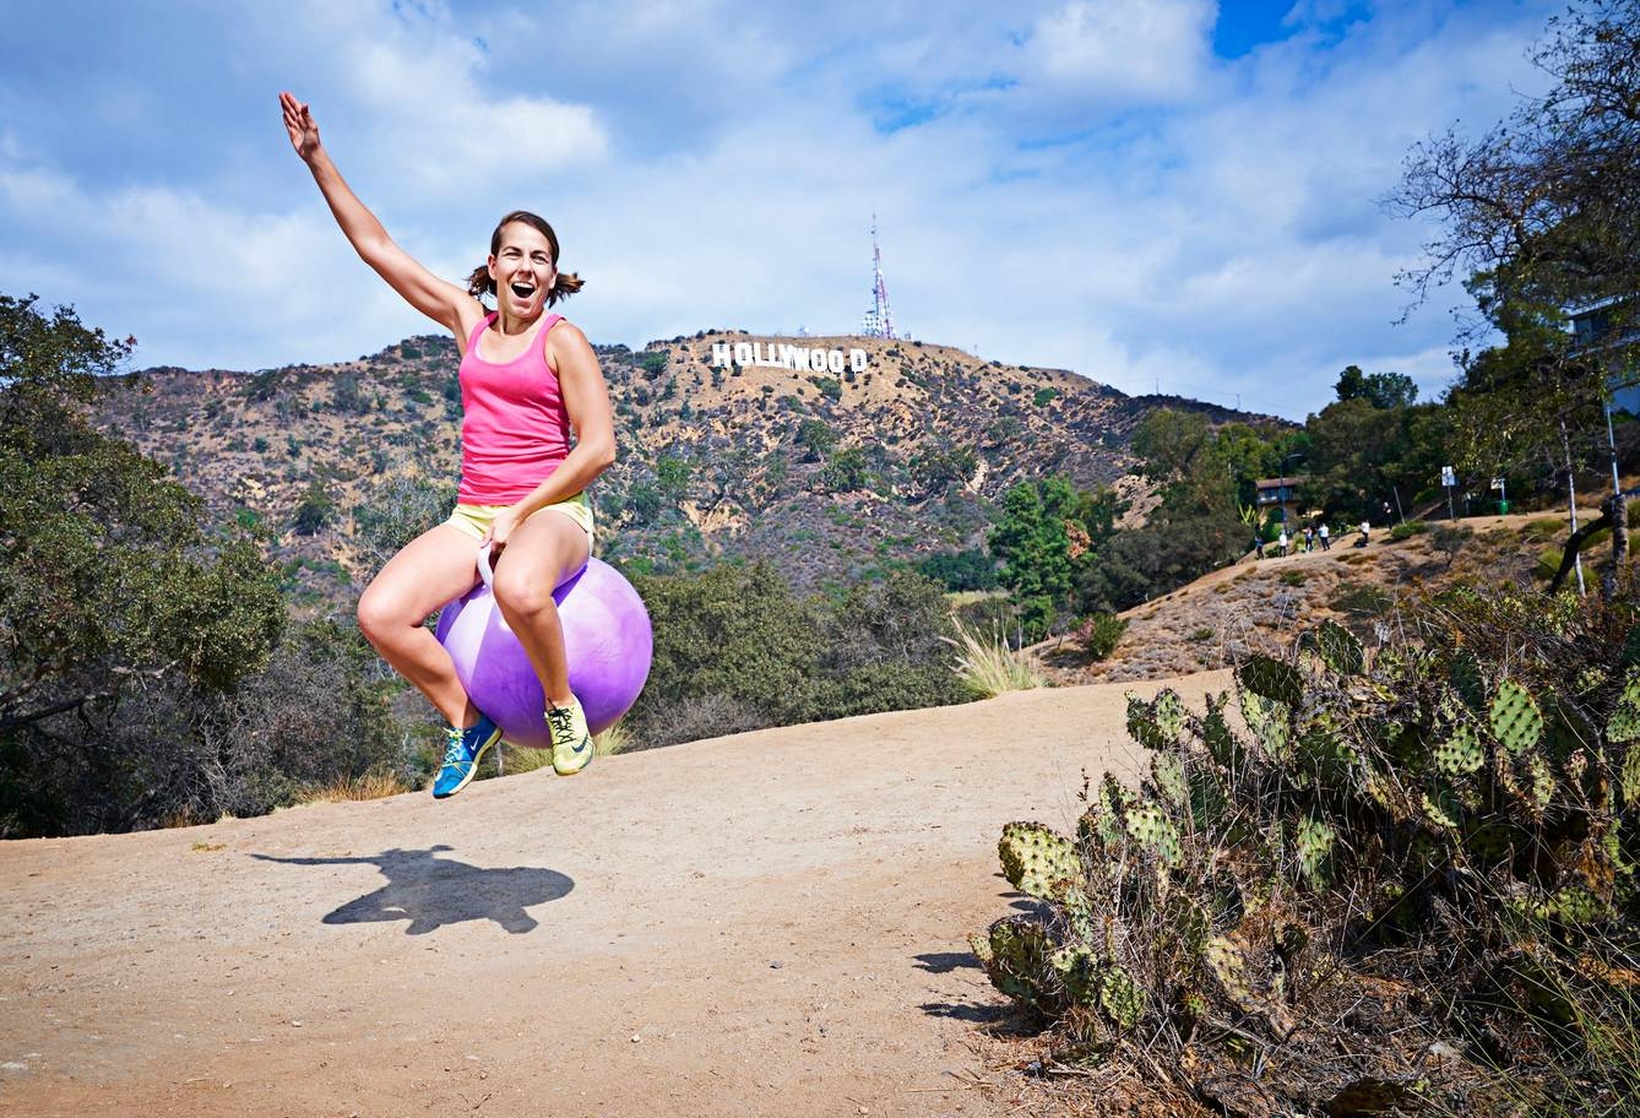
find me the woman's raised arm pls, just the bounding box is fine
[280,91,475,336]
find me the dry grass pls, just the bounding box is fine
[496,720,633,776]
[946,618,1049,696]
[296,770,411,804]
[593,719,633,758]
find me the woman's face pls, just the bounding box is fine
[488,222,557,319]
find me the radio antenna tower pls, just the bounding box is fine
[860,215,897,339]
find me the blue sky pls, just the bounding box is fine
[0,0,1561,420]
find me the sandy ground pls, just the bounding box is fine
[0,671,1233,1118]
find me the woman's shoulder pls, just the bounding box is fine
[543,314,590,349]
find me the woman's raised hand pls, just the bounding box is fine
[279,91,321,162]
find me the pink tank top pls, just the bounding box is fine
[457,312,572,504]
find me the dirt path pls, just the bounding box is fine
[0,671,1233,1118]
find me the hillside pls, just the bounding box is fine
[95,329,1278,606]
[0,670,1232,1118]
[1032,509,1557,685]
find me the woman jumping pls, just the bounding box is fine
[281,91,617,797]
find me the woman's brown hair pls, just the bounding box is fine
[466,210,585,306]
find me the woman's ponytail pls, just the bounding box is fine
[548,270,584,306]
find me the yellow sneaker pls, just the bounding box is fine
[546,698,594,776]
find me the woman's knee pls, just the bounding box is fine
[491,561,559,620]
[357,584,416,647]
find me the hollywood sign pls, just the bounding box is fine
[710,341,869,374]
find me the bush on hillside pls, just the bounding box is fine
[624,563,977,748]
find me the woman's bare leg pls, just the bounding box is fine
[356,523,485,726]
[487,511,591,708]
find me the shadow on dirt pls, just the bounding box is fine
[913,951,980,973]
[252,844,573,934]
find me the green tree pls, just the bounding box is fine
[0,294,286,834]
[796,418,837,462]
[292,478,337,535]
[655,454,692,504]
[988,479,1075,606]
[353,471,459,564]
[908,445,977,499]
[819,446,869,492]
[1391,0,1640,578]
[1392,0,1640,330]
[917,548,999,591]
[1334,365,1418,410]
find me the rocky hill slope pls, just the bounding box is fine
[96,329,1278,606]
[1033,510,1559,685]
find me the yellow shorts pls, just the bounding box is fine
[444,492,595,549]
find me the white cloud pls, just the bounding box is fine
[338,31,608,194]
[1027,0,1217,100]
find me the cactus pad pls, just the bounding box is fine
[1308,618,1364,676]
[1099,965,1145,1030]
[1434,722,1486,777]
[1239,654,1305,708]
[1607,672,1640,744]
[1151,751,1189,812]
[1124,803,1184,867]
[1240,690,1292,762]
[999,821,1081,900]
[1295,815,1335,888]
[1203,935,1255,1007]
[1489,679,1543,755]
[971,917,1055,1008]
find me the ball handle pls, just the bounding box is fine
[476,542,497,589]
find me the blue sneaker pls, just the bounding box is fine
[433,714,502,798]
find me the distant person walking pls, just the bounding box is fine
[280,91,617,798]
[1358,520,1370,548]
[1303,526,1315,553]
[1318,523,1330,551]
[1277,528,1289,557]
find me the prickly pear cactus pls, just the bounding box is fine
[1124,802,1184,868]
[1490,679,1544,755]
[1078,773,1132,849]
[970,916,1056,1009]
[1240,689,1292,763]
[1201,691,1243,769]
[1098,965,1144,1030]
[1294,815,1335,888]
[1150,750,1189,813]
[1050,944,1100,1007]
[1128,688,1188,751]
[1240,654,1305,709]
[998,821,1080,901]
[1434,720,1486,777]
[1307,619,1364,676]
[1203,935,1254,1008]
[975,591,1640,1095]
[1606,671,1640,744]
